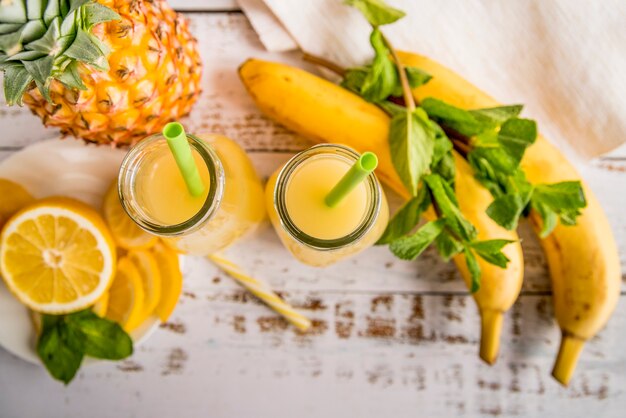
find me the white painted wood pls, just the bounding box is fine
[0,12,625,418]
[169,0,240,11]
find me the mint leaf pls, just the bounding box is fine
[37,315,85,384]
[424,174,477,241]
[486,194,528,230]
[341,67,368,94]
[405,66,432,89]
[68,311,133,360]
[497,118,537,164]
[377,186,431,244]
[435,231,463,260]
[470,239,513,268]
[421,97,485,137]
[344,0,406,26]
[532,181,586,210]
[359,28,398,102]
[531,198,558,237]
[389,219,445,260]
[378,100,406,116]
[470,105,523,126]
[389,108,435,196]
[463,247,481,293]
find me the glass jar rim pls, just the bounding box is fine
[118,133,225,237]
[273,144,383,251]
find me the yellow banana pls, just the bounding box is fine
[239,58,523,364]
[399,51,621,386]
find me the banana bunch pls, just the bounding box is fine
[400,51,621,385]
[239,59,523,365]
[239,55,621,385]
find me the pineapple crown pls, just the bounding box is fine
[0,0,120,105]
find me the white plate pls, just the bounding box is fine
[0,139,160,365]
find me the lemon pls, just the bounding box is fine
[152,242,183,322]
[102,180,158,250]
[127,249,162,319]
[105,257,145,332]
[0,178,35,230]
[0,197,116,314]
[92,292,109,317]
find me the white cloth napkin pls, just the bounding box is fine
[239,0,626,159]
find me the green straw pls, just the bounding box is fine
[325,152,378,208]
[163,122,205,197]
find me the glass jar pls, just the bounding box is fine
[119,133,265,255]
[266,144,389,267]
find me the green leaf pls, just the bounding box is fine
[430,122,452,166]
[377,186,431,244]
[0,23,23,36]
[25,17,63,55]
[69,0,91,14]
[22,55,54,94]
[470,238,514,268]
[26,0,46,20]
[0,1,27,24]
[3,65,34,105]
[44,0,62,26]
[423,174,477,241]
[421,97,485,137]
[56,60,86,90]
[68,311,133,360]
[63,28,109,70]
[435,231,463,261]
[0,30,24,55]
[532,198,558,237]
[474,249,510,268]
[389,219,445,260]
[470,105,523,126]
[497,118,537,163]
[378,100,406,116]
[486,193,529,230]
[19,19,47,44]
[405,66,432,89]
[532,181,586,211]
[344,0,406,26]
[389,108,435,196]
[341,67,368,94]
[463,247,481,293]
[37,316,85,384]
[81,2,120,30]
[359,28,398,103]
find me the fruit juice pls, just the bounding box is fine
[119,133,265,255]
[266,144,389,267]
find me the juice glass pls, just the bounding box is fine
[266,144,389,267]
[118,132,265,255]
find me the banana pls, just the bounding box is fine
[239,58,523,364]
[398,51,622,385]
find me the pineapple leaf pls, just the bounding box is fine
[7,50,47,61]
[56,61,86,90]
[69,0,91,14]
[44,0,62,25]
[3,65,33,105]
[22,54,54,86]
[0,23,23,36]
[26,17,63,55]
[63,28,108,70]
[19,19,47,44]
[82,3,120,29]
[26,0,46,20]
[0,1,27,24]
[0,31,24,55]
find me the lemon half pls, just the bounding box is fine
[0,197,116,314]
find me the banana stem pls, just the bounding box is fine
[552,332,586,386]
[480,309,503,365]
[302,53,346,76]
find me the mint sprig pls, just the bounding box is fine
[37,309,133,384]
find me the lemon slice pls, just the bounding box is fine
[92,292,109,317]
[128,250,162,319]
[0,197,116,314]
[152,242,183,322]
[103,180,158,250]
[0,178,35,230]
[105,257,145,332]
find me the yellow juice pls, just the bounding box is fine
[285,157,368,240]
[266,145,389,267]
[123,133,266,255]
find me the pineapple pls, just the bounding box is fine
[0,0,202,146]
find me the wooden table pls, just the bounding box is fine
[1,4,625,418]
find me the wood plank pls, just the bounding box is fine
[0,261,624,417]
[170,0,240,11]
